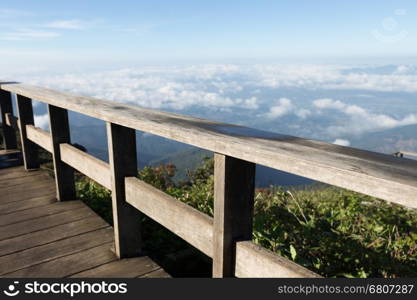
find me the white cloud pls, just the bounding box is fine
[265,98,293,119]
[0,9,34,17]
[34,114,49,130]
[0,29,60,41]
[249,64,417,93]
[295,108,311,119]
[333,139,350,146]
[313,98,417,136]
[313,98,346,110]
[43,20,85,30]
[13,64,417,139]
[24,68,259,111]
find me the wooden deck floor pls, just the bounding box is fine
[0,158,169,278]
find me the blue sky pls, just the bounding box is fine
[1,0,416,71]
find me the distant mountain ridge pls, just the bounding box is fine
[351,124,417,155]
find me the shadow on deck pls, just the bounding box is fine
[0,150,169,278]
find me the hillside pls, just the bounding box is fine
[351,124,417,155]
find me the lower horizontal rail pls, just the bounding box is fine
[125,176,214,257]
[235,241,321,278]
[26,125,52,152]
[60,143,112,190]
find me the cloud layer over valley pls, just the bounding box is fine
[19,63,417,144]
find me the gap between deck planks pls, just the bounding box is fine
[0,165,170,278]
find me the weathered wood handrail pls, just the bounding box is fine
[2,82,417,208]
[1,80,416,278]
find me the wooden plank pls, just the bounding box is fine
[213,154,255,277]
[3,243,116,278]
[1,182,55,196]
[48,105,75,201]
[70,256,160,278]
[0,172,51,189]
[0,206,96,241]
[0,171,39,182]
[0,216,108,256]
[0,200,84,226]
[60,143,111,189]
[0,228,114,275]
[235,241,321,278]
[26,125,52,152]
[107,122,142,258]
[0,195,56,215]
[125,177,213,257]
[1,184,56,203]
[0,166,40,181]
[0,90,17,149]
[140,268,171,278]
[3,83,417,208]
[16,95,39,169]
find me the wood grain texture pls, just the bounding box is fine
[0,195,56,215]
[140,268,171,278]
[0,206,95,241]
[0,216,109,256]
[125,176,213,257]
[48,105,75,201]
[0,90,17,149]
[16,95,39,169]
[107,122,142,258]
[0,166,168,278]
[70,256,161,278]
[213,154,256,277]
[2,82,417,208]
[60,143,111,189]
[26,125,52,152]
[0,228,114,275]
[0,166,38,181]
[0,201,84,226]
[235,241,321,278]
[3,243,116,278]
[0,172,51,190]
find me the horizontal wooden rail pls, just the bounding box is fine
[1,82,417,208]
[60,143,112,189]
[125,177,214,257]
[26,125,52,152]
[235,241,321,278]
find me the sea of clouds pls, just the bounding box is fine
[14,63,417,144]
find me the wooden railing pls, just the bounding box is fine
[1,81,417,278]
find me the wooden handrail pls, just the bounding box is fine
[1,82,417,209]
[1,80,416,278]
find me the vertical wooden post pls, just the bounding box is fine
[107,122,142,258]
[16,95,39,169]
[212,153,256,277]
[0,90,17,149]
[48,105,76,201]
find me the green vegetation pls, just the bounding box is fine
[75,157,417,278]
